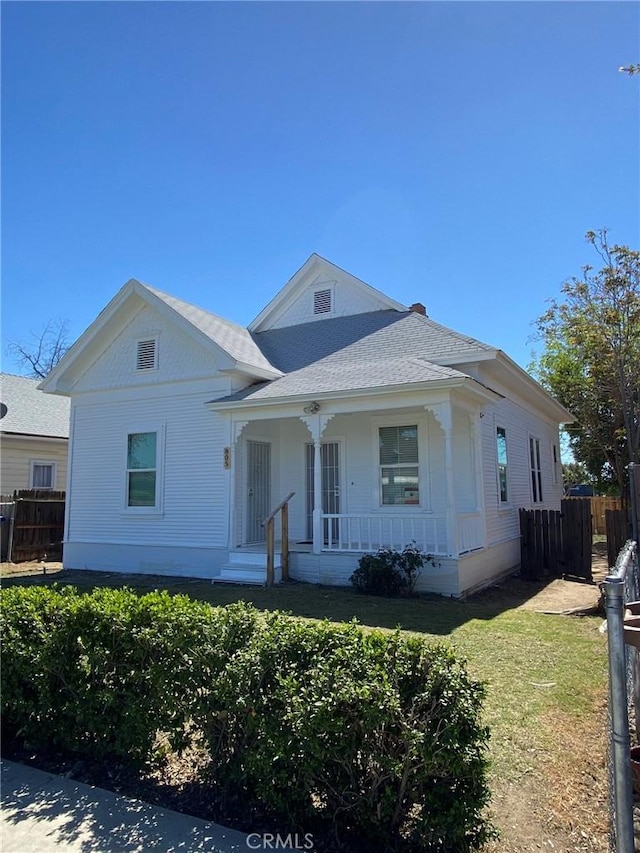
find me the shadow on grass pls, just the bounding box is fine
[0,567,574,636]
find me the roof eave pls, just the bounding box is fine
[206,376,500,412]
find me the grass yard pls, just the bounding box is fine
[1,564,609,852]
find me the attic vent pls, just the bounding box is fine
[313,288,332,315]
[136,339,157,370]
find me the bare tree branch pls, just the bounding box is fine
[6,320,71,379]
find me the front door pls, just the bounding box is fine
[305,442,340,542]
[246,440,271,543]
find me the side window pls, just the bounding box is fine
[379,425,419,506]
[530,437,543,504]
[30,461,56,490]
[496,427,508,503]
[126,432,157,507]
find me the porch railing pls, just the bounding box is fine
[263,492,295,586]
[320,513,448,554]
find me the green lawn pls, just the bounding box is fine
[2,568,608,785]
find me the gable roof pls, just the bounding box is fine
[41,278,283,394]
[142,285,280,375]
[213,311,498,405]
[248,254,407,333]
[0,374,70,439]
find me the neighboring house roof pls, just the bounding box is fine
[0,374,70,439]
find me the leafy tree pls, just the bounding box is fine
[562,461,591,488]
[534,230,640,498]
[6,320,70,379]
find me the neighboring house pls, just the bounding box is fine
[0,373,70,495]
[40,255,572,596]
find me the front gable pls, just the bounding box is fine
[73,302,225,393]
[249,254,407,332]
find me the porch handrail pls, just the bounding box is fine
[262,492,295,586]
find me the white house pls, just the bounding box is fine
[40,255,571,596]
[0,373,70,495]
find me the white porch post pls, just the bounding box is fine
[429,402,458,557]
[470,412,487,547]
[312,437,322,554]
[228,420,249,548]
[300,412,335,555]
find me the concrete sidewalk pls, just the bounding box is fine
[1,759,249,852]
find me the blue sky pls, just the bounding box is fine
[2,1,638,376]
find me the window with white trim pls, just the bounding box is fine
[496,426,508,503]
[379,425,419,506]
[30,461,56,490]
[530,436,543,504]
[552,443,558,485]
[136,338,157,371]
[126,432,158,507]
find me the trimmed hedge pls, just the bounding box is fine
[1,586,493,851]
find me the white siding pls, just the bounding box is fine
[0,436,68,494]
[452,409,476,513]
[479,379,563,549]
[74,304,221,392]
[67,382,232,551]
[268,272,398,330]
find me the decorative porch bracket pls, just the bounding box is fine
[300,413,335,554]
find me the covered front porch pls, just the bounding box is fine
[211,388,492,588]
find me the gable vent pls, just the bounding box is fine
[136,339,157,370]
[313,288,332,315]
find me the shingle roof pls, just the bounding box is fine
[253,310,494,374]
[212,310,493,404]
[215,357,468,403]
[143,284,282,376]
[0,374,70,438]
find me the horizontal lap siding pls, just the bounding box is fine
[74,305,225,392]
[452,410,475,513]
[0,437,68,495]
[68,390,230,547]
[481,394,562,548]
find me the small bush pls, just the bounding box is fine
[1,585,492,851]
[350,543,436,596]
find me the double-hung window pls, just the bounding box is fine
[379,425,419,506]
[30,461,55,490]
[496,427,508,503]
[126,432,158,508]
[530,437,543,504]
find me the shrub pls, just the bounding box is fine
[350,543,436,596]
[0,585,257,763]
[1,585,492,851]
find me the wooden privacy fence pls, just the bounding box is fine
[606,509,634,569]
[2,490,66,563]
[565,496,622,535]
[519,498,592,582]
